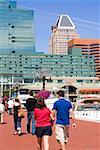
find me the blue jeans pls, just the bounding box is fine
[17,117,21,129]
[14,117,21,131]
[27,111,35,134]
[8,108,12,115]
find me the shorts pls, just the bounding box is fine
[35,126,52,137]
[55,124,69,143]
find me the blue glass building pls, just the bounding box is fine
[0,0,35,54]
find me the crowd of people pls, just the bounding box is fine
[0,90,76,150]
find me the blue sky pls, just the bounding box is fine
[16,0,100,53]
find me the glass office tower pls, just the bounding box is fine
[0,0,35,54]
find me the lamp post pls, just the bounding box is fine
[43,76,46,90]
[36,68,50,91]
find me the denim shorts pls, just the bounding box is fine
[35,126,52,137]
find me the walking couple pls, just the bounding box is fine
[28,90,76,150]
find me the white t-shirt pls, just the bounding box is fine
[0,103,5,113]
[8,100,14,108]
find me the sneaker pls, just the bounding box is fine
[18,130,22,136]
[13,131,17,135]
[18,133,22,136]
[65,137,69,143]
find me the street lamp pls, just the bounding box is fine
[36,68,50,91]
[42,76,46,90]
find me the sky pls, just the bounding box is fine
[16,0,100,53]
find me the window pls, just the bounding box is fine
[12,40,15,42]
[60,56,63,58]
[58,80,63,83]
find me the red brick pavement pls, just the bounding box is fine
[0,112,100,150]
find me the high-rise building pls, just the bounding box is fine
[0,0,35,54]
[0,0,99,93]
[0,48,96,84]
[48,15,79,54]
[68,38,100,78]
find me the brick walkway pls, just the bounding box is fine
[0,112,100,150]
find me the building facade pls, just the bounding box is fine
[48,15,80,54]
[0,1,99,98]
[0,0,35,54]
[0,48,96,84]
[68,38,100,78]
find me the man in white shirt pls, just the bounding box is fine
[0,101,5,124]
[8,98,14,115]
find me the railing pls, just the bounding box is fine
[74,110,100,122]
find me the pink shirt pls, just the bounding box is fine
[34,107,52,127]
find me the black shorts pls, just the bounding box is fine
[35,126,52,137]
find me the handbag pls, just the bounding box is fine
[18,107,24,118]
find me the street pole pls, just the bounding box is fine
[43,76,46,90]
[0,76,3,97]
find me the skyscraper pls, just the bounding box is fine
[0,0,35,54]
[48,15,79,54]
[68,38,100,78]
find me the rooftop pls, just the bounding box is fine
[56,15,75,29]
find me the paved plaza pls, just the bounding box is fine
[0,112,100,150]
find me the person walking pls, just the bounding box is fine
[52,90,76,150]
[0,101,5,124]
[26,91,37,134]
[13,98,22,135]
[8,98,13,115]
[34,98,54,150]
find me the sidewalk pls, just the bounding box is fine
[0,112,100,150]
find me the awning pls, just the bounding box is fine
[80,88,100,92]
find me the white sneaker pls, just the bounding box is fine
[18,129,22,135]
